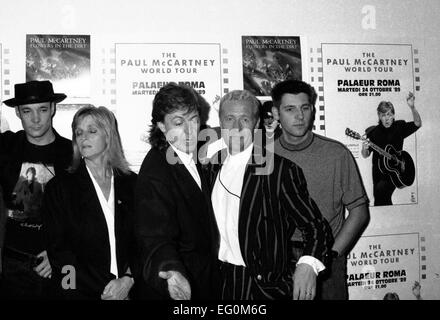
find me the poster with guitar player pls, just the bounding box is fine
[321,43,419,207]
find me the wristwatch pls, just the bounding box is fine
[325,250,339,261]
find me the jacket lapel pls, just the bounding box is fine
[75,161,112,273]
[237,146,267,263]
[160,148,202,200]
[197,162,220,252]
[206,148,228,191]
[164,149,215,240]
[113,170,130,277]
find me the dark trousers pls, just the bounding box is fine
[219,260,292,300]
[317,255,348,300]
[373,178,396,206]
[219,261,253,300]
[292,242,348,300]
[0,253,52,300]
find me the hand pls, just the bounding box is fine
[292,263,316,300]
[33,250,52,278]
[158,270,191,300]
[361,140,369,150]
[407,91,415,108]
[101,276,134,300]
[412,281,422,299]
[361,139,370,158]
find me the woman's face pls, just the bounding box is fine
[158,109,200,154]
[75,115,108,161]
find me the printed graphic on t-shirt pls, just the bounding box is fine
[7,162,55,224]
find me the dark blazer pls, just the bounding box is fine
[134,146,220,300]
[42,160,137,299]
[0,185,5,261]
[206,147,334,299]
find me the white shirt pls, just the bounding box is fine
[170,144,201,190]
[211,143,325,274]
[212,143,253,266]
[206,136,227,159]
[86,165,118,277]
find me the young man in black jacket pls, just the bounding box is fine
[0,80,72,299]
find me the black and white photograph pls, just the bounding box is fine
[0,0,439,310]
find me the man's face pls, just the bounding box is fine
[379,110,395,128]
[220,100,259,155]
[15,102,55,144]
[26,171,35,182]
[158,109,200,154]
[275,93,313,144]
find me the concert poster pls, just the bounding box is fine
[26,34,91,98]
[115,43,222,172]
[321,43,418,207]
[242,36,302,97]
[347,233,421,300]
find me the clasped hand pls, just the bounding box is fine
[101,276,134,300]
[159,270,191,300]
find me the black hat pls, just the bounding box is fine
[3,80,66,107]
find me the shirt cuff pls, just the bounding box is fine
[296,255,326,275]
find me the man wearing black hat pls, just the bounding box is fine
[0,80,72,299]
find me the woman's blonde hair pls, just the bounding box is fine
[70,106,130,174]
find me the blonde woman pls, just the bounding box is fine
[43,106,137,299]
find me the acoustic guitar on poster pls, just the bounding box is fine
[345,128,415,189]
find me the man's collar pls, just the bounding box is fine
[169,143,194,166]
[25,128,57,146]
[226,143,254,163]
[279,131,314,151]
[225,142,272,169]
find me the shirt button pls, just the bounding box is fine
[257,274,262,280]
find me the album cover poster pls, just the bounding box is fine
[242,35,302,97]
[26,34,90,98]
